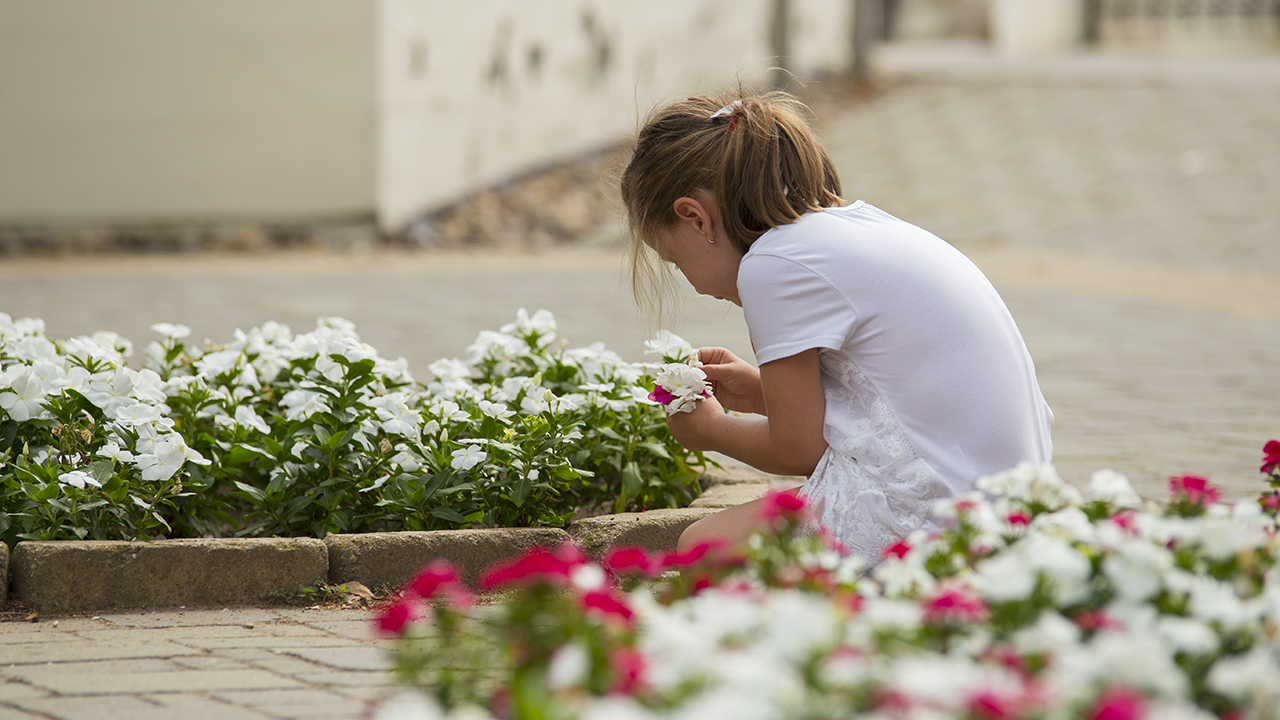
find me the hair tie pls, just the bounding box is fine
[710,101,741,131]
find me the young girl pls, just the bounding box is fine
[621,91,1054,566]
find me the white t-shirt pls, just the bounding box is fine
[737,201,1053,563]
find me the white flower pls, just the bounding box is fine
[500,308,557,344]
[428,357,472,383]
[150,323,191,340]
[85,370,135,418]
[390,448,420,473]
[96,441,135,462]
[652,363,711,415]
[232,405,271,434]
[432,400,469,423]
[644,330,695,358]
[135,435,210,482]
[976,462,1082,510]
[1085,469,1142,507]
[571,564,608,591]
[1102,538,1173,603]
[450,445,486,471]
[1207,646,1280,704]
[0,367,46,421]
[58,470,101,490]
[114,402,164,427]
[477,400,515,420]
[546,641,590,690]
[280,388,330,421]
[372,394,421,436]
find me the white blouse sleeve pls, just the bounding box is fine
[737,252,858,365]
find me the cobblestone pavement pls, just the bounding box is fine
[0,607,398,719]
[1,45,1279,718]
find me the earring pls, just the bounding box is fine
[706,235,716,244]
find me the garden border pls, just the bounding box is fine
[4,465,785,614]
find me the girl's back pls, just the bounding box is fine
[739,201,1053,558]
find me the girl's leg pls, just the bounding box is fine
[676,487,803,553]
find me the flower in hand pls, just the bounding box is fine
[649,362,712,415]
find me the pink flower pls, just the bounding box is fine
[1073,610,1124,633]
[1263,440,1280,474]
[407,560,459,599]
[604,546,659,577]
[759,489,806,520]
[609,647,647,695]
[1169,475,1221,505]
[882,540,911,560]
[581,589,636,626]
[1088,688,1146,720]
[480,544,587,590]
[658,539,729,569]
[1006,511,1031,527]
[647,385,674,405]
[923,583,989,624]
[1111,509,1139,534]
[1262,494,1280,511]
[374,595,424,636]
[968,689,1017,720]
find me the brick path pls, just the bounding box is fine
[1,45,1279,718]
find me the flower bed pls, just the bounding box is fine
[0,310,706,545]
[373,443,1280,720]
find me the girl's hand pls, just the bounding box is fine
[665,392,728,452]
[697,347,766,415]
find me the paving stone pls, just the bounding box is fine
[292,670,391,688]
[12,665,306,695]
[0,705,47,720]
[325,527,571,591]
[212,688,369,719]
[142,693,278,720]
[15,694,274,720]
[279,646,388,673]
[97,609,291,628]
[12,538,329,615]
[0,679,52,702]
[0,640,200,665]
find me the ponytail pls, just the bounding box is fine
[622,90,843,257]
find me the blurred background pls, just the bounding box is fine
[1,0,1278,496]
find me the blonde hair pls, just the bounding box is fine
[621,89,843,326]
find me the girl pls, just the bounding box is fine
[621,91,1053,566]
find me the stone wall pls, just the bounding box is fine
[0,0,855,233]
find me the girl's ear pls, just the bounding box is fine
[672,195,714,239]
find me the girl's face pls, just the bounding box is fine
[653,191,743,306]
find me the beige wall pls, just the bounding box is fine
[0,1,376,225]
[0,1,854,231]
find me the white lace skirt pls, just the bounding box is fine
[799,448,949,568]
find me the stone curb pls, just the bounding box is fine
[11,538,328,615]
[6,466,780,614]
[568,508,719,559]
[326,527,571,591]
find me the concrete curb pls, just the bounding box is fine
[326,527,571,590]
[6,466,782,614]
[568,508,719,558]
[11,537,328,615]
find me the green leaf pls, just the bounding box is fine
[428,507,467,524]
[33,483,60,502]
[622,461,643,497]
[87,459,115,486]
[233,481,266,503]
[0,419,17,453]
[639,442,672,460]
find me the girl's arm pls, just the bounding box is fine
[666,348,827,477]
